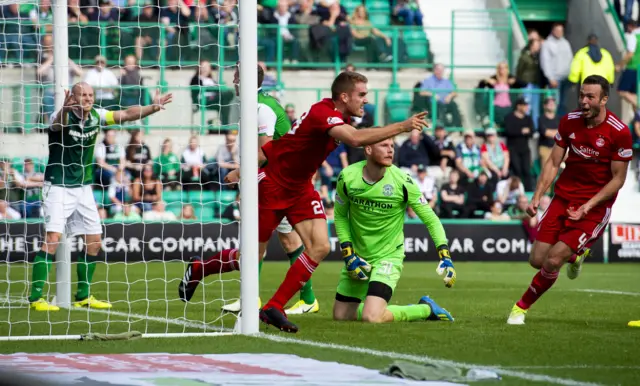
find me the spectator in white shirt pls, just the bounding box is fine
[415,164,437,209]
[83,55,120,108]
[0,200,21,220]
[181,135,208,189]
[143,201,177,222]
[496,176,525,209]
[108,169,129,215]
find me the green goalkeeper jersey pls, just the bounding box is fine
[334,161,448,262]
[45,107,115,187]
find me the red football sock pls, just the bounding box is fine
[516,268,559,310]
[197,249,239,279]
[265,252,318,311]
[567,254,577,264]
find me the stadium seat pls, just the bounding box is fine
[166,202,184,218]
[369,11,390,26]
[93,189,110,207]
[163,190,185,204]
[342,0,363,14]
[365,0,390,12]
[188,190,215,204]
[385,90,412,124]
[403,30,431,62]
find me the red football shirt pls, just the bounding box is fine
[262,98,344,188]
[553,109,633,207]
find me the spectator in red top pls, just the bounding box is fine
[480,127,510,183]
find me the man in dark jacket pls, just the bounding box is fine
[503,97,534,191]
[464,171,494,218]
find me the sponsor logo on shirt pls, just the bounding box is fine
[350,197,393,209]
[595,138,605,147]
[618,148,633,158]
[571,144,599,159]
[69,128,99,141]
[327,117,344,125]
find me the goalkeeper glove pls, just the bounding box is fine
[342,242,371,281]
[436,245,456,288]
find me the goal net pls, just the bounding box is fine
[0,0,260,340]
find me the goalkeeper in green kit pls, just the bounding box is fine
[332,138,456,323]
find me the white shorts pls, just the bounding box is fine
[276,217,293,234]
[42,182,103,236]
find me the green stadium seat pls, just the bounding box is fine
[385,90,412,124]
[189,190,215,204]
[93,189,110,207]
[403,30,430,61]
[163,190,184,204]
[342,0,362,14]
[369,11,390,26]
[166,202,183,218]
[365,0,390,12]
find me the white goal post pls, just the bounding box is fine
[0,0,259,340]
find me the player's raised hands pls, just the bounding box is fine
[526,197,539,217]
[152,89,173,110]
[62,89,77,111]
[401,112,428,132]
[567,204,590,221]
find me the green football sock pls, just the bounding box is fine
[258,258,263,280]
[356,303,431,322]
[288,245,316,304]
[76,254,97,301]
[387,304,432,322]
[357,303,365,321]
[29,250,52,302]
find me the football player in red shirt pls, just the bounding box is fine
[507,75,633,325]
[179,71,428,332]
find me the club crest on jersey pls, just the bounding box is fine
[595,138,605,147]
[383,184,394,196]
[327,117,343,125]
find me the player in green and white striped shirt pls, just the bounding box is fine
[30,82,172,312]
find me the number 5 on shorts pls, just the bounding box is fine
[578,232,589,250]
[311,200,324,215]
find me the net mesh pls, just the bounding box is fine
[0,0,242,338]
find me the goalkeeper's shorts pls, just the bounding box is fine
[335,256,403,301]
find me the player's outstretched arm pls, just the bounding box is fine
[111,90,173,124]
[50,90,76,132]
[527,144,565,216]
[328,112,428,147]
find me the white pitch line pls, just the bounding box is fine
[504,365,640,370]
[573,289,640,296]
[0,295,604,386]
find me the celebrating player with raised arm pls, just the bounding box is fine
[179,71,428,332]
[181,64,320,315]
[29,82,172,311]
[332,138,455,324]
[507,75,632,325]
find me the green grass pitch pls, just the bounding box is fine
[1,261,639,385]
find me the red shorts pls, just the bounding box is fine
[536,196,611,254]
[257,170,326,243]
